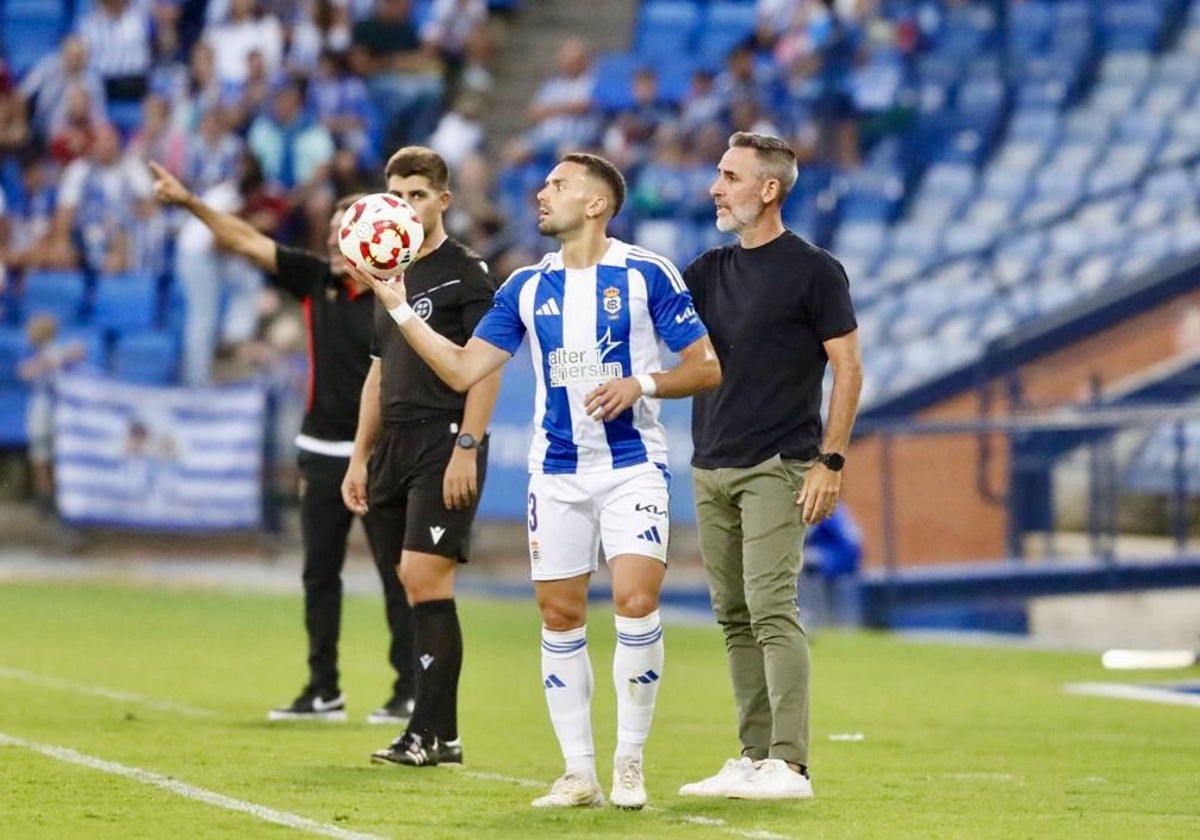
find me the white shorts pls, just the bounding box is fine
[526,462,670,581]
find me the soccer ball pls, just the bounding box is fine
[338,193,425,279]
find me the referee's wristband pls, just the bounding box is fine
[387,301,415,326]
[634,374,658,397]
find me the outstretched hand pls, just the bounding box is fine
[346,262,408,311]
[148,161,191,206]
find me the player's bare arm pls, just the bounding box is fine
[584,334,721,422]
[148,160,277,273]
[797,328,862,524]
[342,358,382,515]
[443,369,502,510]
[352,265,511,392]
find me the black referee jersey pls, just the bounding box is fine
[275,244,375,444]
[371,237,497,425]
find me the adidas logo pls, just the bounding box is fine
[543,673,566,689]
[636,525,663,544]
[420,654,435,670]
[628,669,660,685]
[429,526,446,545]
[535,299,561,316]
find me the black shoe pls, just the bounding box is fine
[268,686,346,721]
[438,738,464,766]
[370,730,440,767]
[366,695,414,725]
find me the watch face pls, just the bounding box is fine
[822,452,845,471]
[456,433,477,450]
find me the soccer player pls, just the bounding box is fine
[342,147,501,766]
[350,152,721,809]
[148,162,414,723]
[678,132,862,800]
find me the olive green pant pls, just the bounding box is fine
[693,454,812,767]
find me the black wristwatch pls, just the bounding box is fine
[455,433,480,451]
[817,451,845,472]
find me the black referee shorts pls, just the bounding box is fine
[367,420,488,563]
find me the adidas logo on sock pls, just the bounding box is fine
[535,299,561,316]
[636,525,662,544]
[543,673,566,689]
[628,669,660,685]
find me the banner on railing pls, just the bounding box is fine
[53,373,266,530]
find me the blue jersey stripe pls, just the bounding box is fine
[595,264,647,468]
[533,270,577,473]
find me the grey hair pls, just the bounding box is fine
[728,132,799,200]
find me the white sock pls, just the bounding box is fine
[613,610,664,759]
[541,625,595,780]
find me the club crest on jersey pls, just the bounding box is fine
[602,286,622,318]
[413,297,433,320]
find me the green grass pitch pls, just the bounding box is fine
[1,582,1196,839]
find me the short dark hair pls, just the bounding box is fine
[561,152,626,218]
[384,146,450,191]
[728,131,799,199]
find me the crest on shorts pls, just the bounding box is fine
[602,286,621,317]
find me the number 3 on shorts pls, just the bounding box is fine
[528,492,538,531]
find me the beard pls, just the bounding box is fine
[715,200,763,233]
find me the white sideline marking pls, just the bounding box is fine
[0,667,215,717]
[1064,682,1200,708]
[0,732,387,840]
[463,770,543,788]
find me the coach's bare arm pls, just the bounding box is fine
[148,161,277,273]
[352,267,510,393]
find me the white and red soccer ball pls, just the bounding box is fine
[337,193,425,279]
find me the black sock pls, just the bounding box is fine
[407,599,462,741]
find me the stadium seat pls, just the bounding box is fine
[91,273,160,335]
[635,1,700,61]
[695,2,758,64]
[591,52,638,112]
[0,326,25,387]
[0,387,30,446]
[21,269,88,326]
[109,330,179,385]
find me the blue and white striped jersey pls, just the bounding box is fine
[474,238,706,475]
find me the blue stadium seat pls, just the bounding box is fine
[0,387,30,446]
[0,326,25,387]
[591,52,638,112]
[58,326,107,370]
[635,1,700,61]
[695,2,758,64]
[21,269,87,326]
[109,330,179,385]
[91,273,159,335]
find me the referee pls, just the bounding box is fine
[148,162,415,723]
[342,146,501,767]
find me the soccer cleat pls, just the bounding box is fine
[366,695,415,725]
[370,731,440,767]
[530,773,605,808]
[267,687,347,722]
[610,755,647,810]
[678,756,757,797]
[437,738,464,766]
[724,758,814,800]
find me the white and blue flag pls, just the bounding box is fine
[474,239,706,475]
[53,373,266,530]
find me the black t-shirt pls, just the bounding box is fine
[352,18,420,57]
[275,245,375,444]
[371,238,497,425]
[683,230,857,469]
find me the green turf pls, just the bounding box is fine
[1,582,1196,839]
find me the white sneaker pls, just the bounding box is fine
[724,758,814,800]
[531,773,605,808]
[610,755,647,810]
[678,756,757,797]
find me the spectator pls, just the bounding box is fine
[525,37,599,155]
[226,49,281,132]
[349,0,445,150]
[48,83,103,167]
[420,0,489,99]
[306,49,376,166]
[0,60,30,157]
[173,150,271,385]
[286,0,353,74]
[790,0,862,169]
[602,68,675,172]
[17,315,86,517]
[204,0,285,88]
[77,0,153,104]
[184,107,244,194]
[247,77,336,191]
[18,36,108,144]
[679,66,724,135]
[170,41,224,133]
[3,153,66,271]
[53,122,159,276]
[129,94,188,175]
[428,89,486,169]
